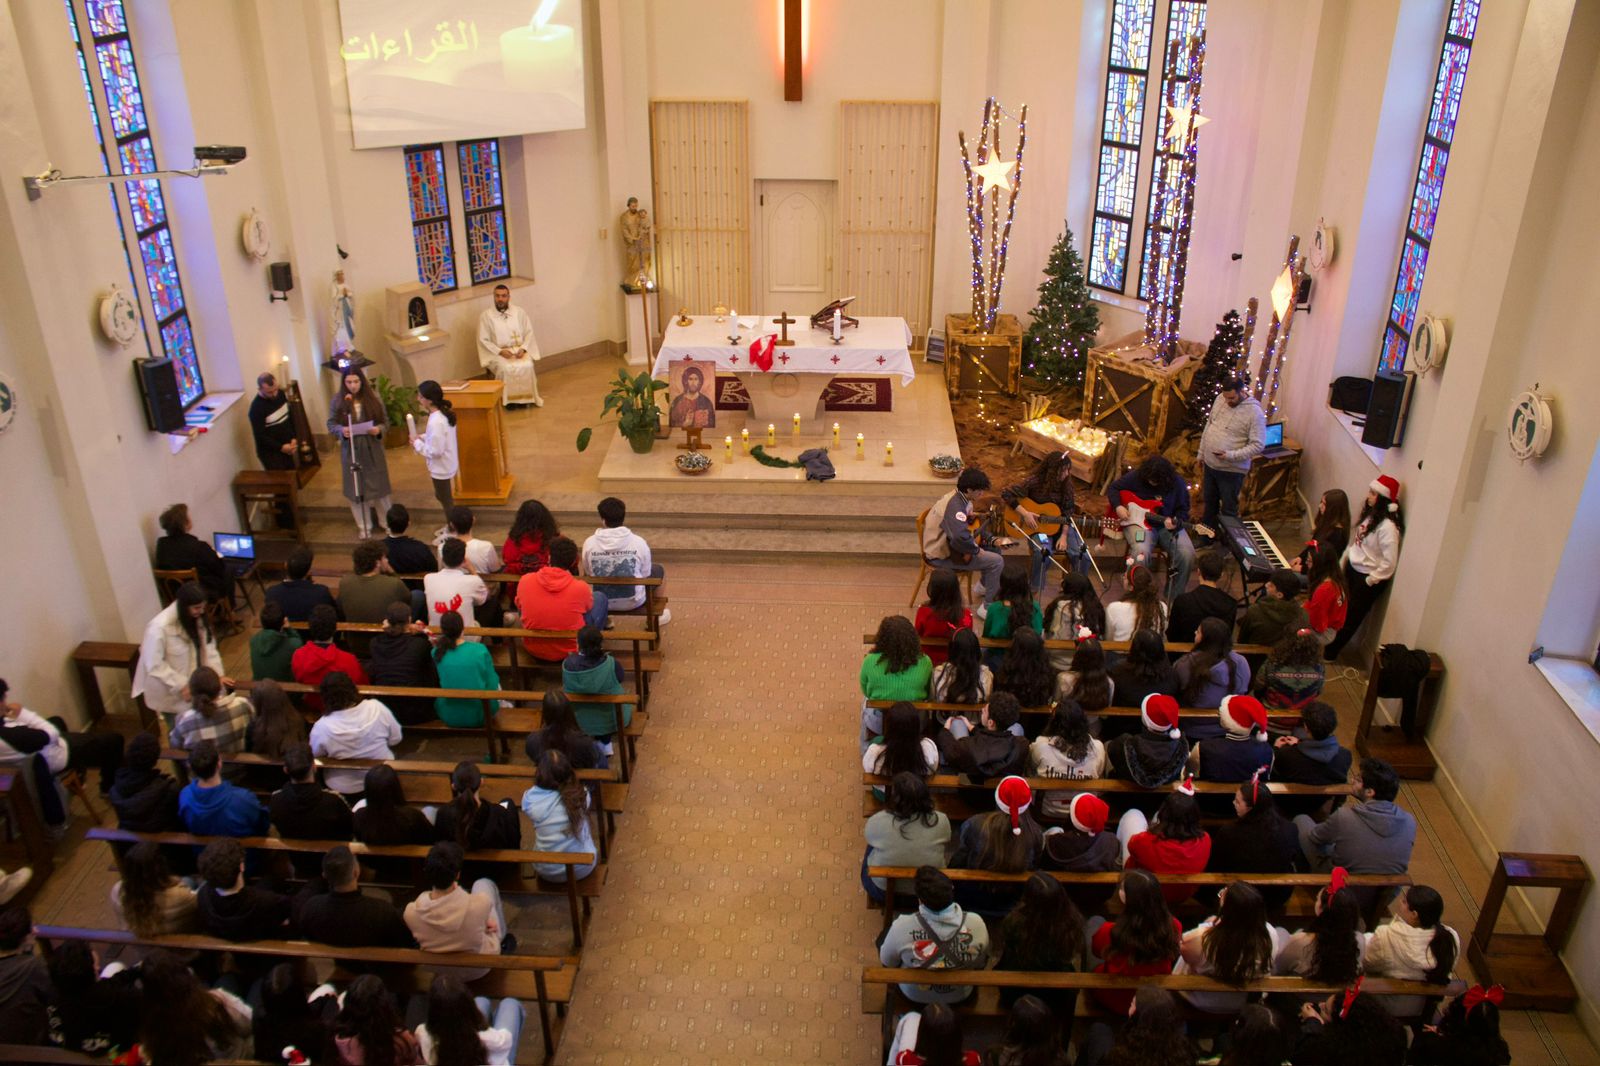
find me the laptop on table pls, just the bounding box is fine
[213,532,257,578]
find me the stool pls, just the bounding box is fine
[1469,852,1590,1010]
[71,641,141,728]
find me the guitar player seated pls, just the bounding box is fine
[1002,451,1090,592]
[1106,454,1196,602]
[922,467,1005,609]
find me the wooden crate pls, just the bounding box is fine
[1013,417,1119,486]
[944,313,1023,397]
[1081,333,1200,449]
[1238,443,1303,522]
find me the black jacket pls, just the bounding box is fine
[1105,730,1189,788]
[197,883,293,941]
[936,726,1029,780]
[1208,809,1303,907]
[353,805,435,847]
[269,781,354,842]
[264,579,339,623]
[1167,585,1238,643]
[433,797,523,852]
[365,632,438,724]
[249,391,297,469]
[294,882,416,948]
[525,729,605,770]
[383,536,438,586]
[155,532,230,601]
[109,767,183,833]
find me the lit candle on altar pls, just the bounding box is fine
[724,435,733,461]
[792,412,801,433]
[766,423,776,446]
[885,441,894,465]
[832,308,842,341]
[855,432,865,458]
[832,422,840,446]
[740,427,750,452]
[500,0,578,96]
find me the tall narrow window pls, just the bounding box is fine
[404,144,457,293]
[1378,0,1480,374]
[457,139,511,285]
[70,0,203,405]
[1137,0,1207,301]
[1087,0,1157,292]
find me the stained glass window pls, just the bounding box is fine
[1377,0,1480,374]
[405,144,457,293]
[1137,0,1207,302]
[1088,0,1156,292]
[70,0,203,405]
[458,139,511,285]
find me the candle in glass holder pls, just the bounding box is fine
[766,423,776,446]
[831,422,840,446]
[855,432,865,458]
[885,441,894,465]
[740,427,750,453]
[724,435,733,461]
[792,412,801,434]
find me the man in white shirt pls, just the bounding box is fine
[581,496,669,623]
[432,505,502,575]
[477,284,542,407]
[424,538,491,639]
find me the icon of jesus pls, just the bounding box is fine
[668,363,715,429]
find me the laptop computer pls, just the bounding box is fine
[213,532,256,577]
[1262,421,1286,452]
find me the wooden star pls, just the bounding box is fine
[972,154,1016,193]
[1164,103,1211,148]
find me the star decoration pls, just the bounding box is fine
[973,155,1016,193]
[1270,266,1296,320]
[1164,103,1211,148]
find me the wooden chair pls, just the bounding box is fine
[151,567,198,607]
[908,507,973,607]
[56,769,103,824]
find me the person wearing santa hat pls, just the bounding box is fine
[950,777,1042,911]
[1040,793,1121,910]
[1105,694,1190,788]
[1324,476,1404,660]
[1191,694,1275,782]
[1118,776,1213,904]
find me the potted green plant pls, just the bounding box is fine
[371,374,423,449]
[576,368,668,454]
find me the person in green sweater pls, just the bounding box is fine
[860,615,932,750]
[562,625,634,744]
[431,611,500,727]
[1238,569,1311,646]
[982,567,1043,672]
[248,602,302,682]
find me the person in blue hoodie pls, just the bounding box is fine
[520,750,598,883]
[178,740,269,838]
[1106,454,1196,600]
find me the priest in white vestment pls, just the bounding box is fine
[477,283,543,406]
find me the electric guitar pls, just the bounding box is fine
[1099,491,1215,541]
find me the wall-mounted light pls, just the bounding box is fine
[777,0,810,102]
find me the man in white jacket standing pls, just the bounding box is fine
[1197,378,1267,535]
[581,497,669,624]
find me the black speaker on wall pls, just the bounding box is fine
[269,261,294,303]
[1361,372,1414,449]
[135,357,185,433]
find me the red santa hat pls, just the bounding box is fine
[1219,694,1268,738]
[1369,474,1400,501]
[1068,792,1110,835]
[994,776,1033,836]
[1176,774,1196,796]
[1141,693,1182,739]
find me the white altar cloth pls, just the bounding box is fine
[654,315,915,385]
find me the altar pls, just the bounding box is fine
[653,315,915,424]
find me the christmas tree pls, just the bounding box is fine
[1023,222,1100,387]
[1185,309,1248,429]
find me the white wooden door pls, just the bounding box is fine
[755,179,834,316]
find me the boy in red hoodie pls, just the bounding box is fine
[516,537,608,661]
[290,604,367,712]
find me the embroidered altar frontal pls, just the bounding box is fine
[714,375,893,412]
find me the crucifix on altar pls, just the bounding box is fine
[773,310,797,347]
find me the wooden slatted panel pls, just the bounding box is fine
[650,100,751,315]
[838,101,939,342]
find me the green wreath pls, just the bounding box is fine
[749,444,804,468]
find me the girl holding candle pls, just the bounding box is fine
[411,380,460,532]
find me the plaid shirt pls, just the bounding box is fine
[170,694,255,755]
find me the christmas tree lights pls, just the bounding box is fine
[1023,222,1100,387]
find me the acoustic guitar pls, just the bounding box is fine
[1002,497,1073,536]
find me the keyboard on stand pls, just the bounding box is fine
[1216,516,1291,583]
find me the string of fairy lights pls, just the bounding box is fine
[1143,33,1207,363]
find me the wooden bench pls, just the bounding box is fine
[864,633,1277,660]
[275,680,642,780]
[70,640,143,729]
[392,571,670,647]
[34,924,570,1061]
[865,698,1305,722]
[86,826,601,949]
[859,967,1449,1057]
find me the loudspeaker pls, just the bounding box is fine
[269,261,294,293]
[1361,372,1414,449]
[135,357,185,432]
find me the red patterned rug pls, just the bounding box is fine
[714,374,892,412]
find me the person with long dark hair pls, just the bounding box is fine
[1408,985,1512,1065]
[1207,773,1302,908]
[1302,541,1349,647]
[521,750,598,882]
[1293,990,1407,1065]
[135,949,254,1065]
[1094,986,1197,1066]
[170,665,254,755]
[1275,873,1362,988]
[994,874,1085,1014]
[1030,700,1107,822]
[1086,869,1182,1014]
[1105,565,1168,642]
[411,380,460,528]
[995,628,1056,708]
[1118,787,1211,904]
[1292,488,1352,575]
[1256,629,1326,709]
[887,1002,982,1065]
[1175,617,1251,717]
[334,972,423,1065]
[132,580,227,727]
[45,939,140,1056]
[860,615,933,747]
[1044,571,1107,671]
[353,763,435,846]
[1054,636,1113,710]
[1208,1003,1290,1066]
[252,961,338,1065]
[1363,884,1460,1016]
[1108,453,1197,599]
[863,772,950,904]
[1002,449,1091,592]
[430,610,500,727]
[864,702,939,778]
[247,678,306,759]
[951,780,1043,877]
[414,972,524,1065]
[503,498,561,575]
[1175,881,1282,1012]
[1107,631,1181,731]
[982,565,1044,671]
[1325,476,1404,659]
[916,569,972,667]
[433,760,522,859]
[931,628,993,705]
[983,993,1071,1065]
[327,365,394,538]
[526,689,608,769]
[111,841,196,936]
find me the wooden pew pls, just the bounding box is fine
[86,826,601,949]
[862,633,1277,659]
[860,967,1449,1057]
[33,924,571,1061]
[865,698,1305,722]
[391,571,670,647]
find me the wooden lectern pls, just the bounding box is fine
[442,380,514,505]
